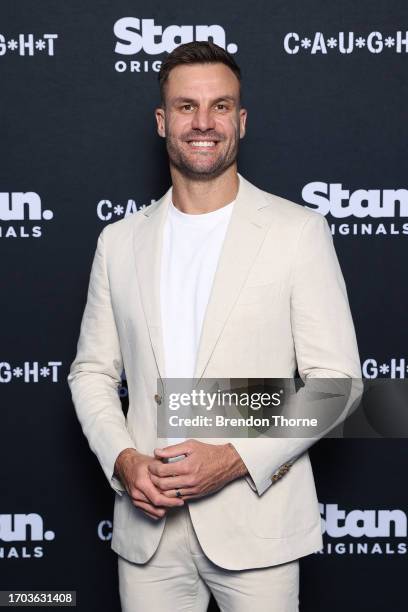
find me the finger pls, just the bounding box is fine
[175,493,199,501]
[148,458,187,478]
[150,473,193,491]
[135,501,166,519]
[162,488,199,499]
[142,480,185,507]
[154,442,190,459]
[129,489,150,503]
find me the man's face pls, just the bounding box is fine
[155,63,247,180]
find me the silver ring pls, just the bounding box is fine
[175,489,182,498]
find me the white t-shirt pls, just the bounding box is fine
[160,198,235,446]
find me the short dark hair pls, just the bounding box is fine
[158,41,241,106]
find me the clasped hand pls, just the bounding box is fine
[115,440,244,521]
[149,439,237,501]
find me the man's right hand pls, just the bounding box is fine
[113,448,184,520]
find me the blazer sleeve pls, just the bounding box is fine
[67,227,137,496]
[231,213,363,496]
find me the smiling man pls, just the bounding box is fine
[157,62,245,187]
[68,42,361,611]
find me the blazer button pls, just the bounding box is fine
[154,393,162,405]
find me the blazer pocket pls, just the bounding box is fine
[236,281,280,306]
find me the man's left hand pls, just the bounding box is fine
[148,439,248,500]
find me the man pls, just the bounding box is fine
[68,42,361,611]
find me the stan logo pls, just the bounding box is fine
[113,18,237,73]
[0,192,54,238]
[302,182,408,237]
[0,192,53,221]
[318,503,407,555]
[0,513,55,559]
[0,513,55,542]
[302,183,408,218]
[320,503,407,537]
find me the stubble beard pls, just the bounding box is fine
[165,127,240,182]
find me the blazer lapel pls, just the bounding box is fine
[131,173,272,384]
[193,174,272,381]
[132,187,172,382]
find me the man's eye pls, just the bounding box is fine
[215,104,227,110]
[182,104,193,111]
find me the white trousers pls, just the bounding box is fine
[118,504,299,612]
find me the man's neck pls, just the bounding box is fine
[170,165,239,214]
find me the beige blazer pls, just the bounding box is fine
[67,173,361,570]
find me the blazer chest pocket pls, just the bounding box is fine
[236,280,280,306]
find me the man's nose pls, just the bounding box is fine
[191,108,216,131]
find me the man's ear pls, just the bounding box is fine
[239,107,247,139]
[155,107,166,138]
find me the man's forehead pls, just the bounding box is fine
[166,63,240,96]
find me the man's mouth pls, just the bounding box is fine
[186,140,218,149]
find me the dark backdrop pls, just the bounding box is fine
[1,1,407,610]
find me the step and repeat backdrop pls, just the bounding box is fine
[1,1,407,610]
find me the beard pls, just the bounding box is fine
[165,126,240,181]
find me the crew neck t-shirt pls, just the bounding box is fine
[160,199,235,447]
